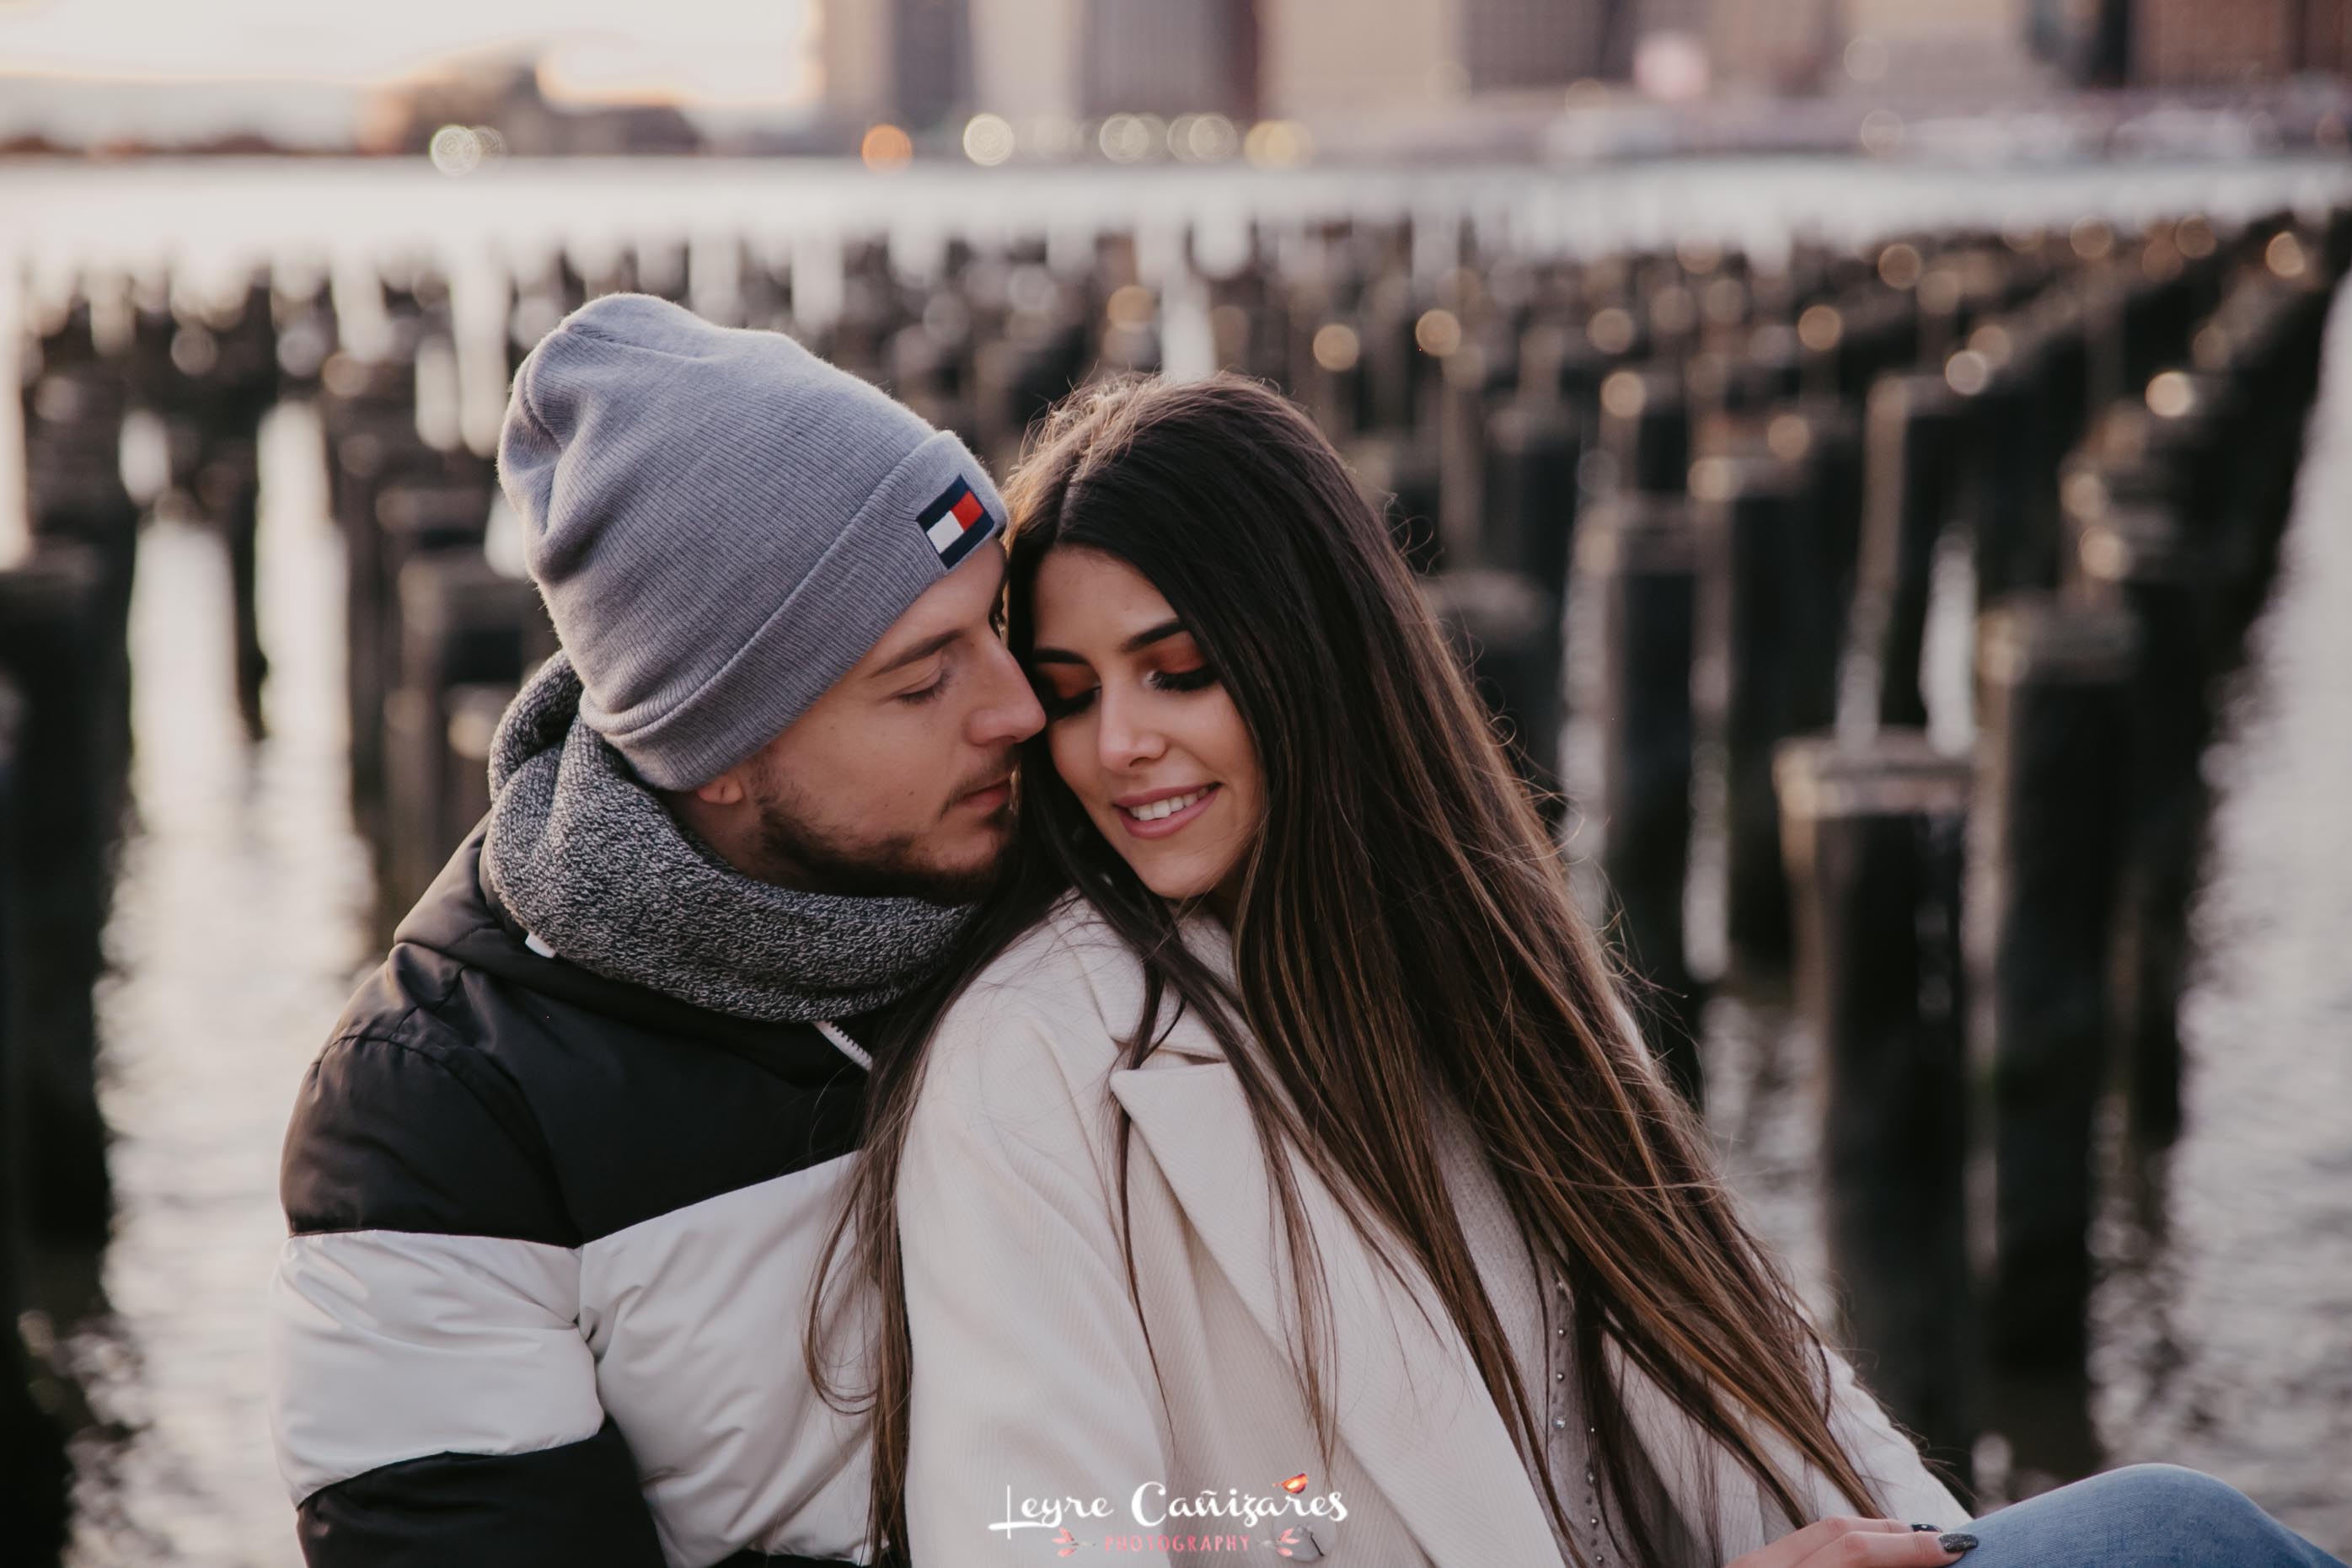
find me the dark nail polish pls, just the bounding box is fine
[1937,1533,1979,1553]
[1910,1523,1939,1532]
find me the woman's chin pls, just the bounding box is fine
[1109,848,1229,905]
[1104,855,1183,899]
[1082,805,1243,904]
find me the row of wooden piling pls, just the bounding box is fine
[4,197,2344,1521]
[1781,223,2341,1477]
[335,203,2349,1487]
[2,276,163,1561]
[0,263,328,1551]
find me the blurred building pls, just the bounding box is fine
[1834,0,2055,97]
[970,0,1083,120]
[1607,0,1707,78]
[2130,0,2352,85]
[1256,0,2049,117]
[363,62,701,156]
[2313,1,2352,74]
[1706,0,1840,94]
[820,0,972,131]
[1461,0,1607,90]
[1082,0,1256,116]
[1258,0,1465,120]
[2040,0,2133,85]
[845,0,1254,131]
[0,75,366,153]
[859,0,2352,148]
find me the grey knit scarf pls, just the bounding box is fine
[480,652,973,1024]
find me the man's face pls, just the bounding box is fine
[714,543,1045,904]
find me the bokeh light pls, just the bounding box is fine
[1311,323,1360,372]
[1587,306,1637,356]
[962,114,1015,167]
[1797,304,1844,353]
[2146,369,2198,418]
[860,122,913,170]
[428,123,484,176]
[1098,114,1155,164]
[1242,120,1311,167]
[1600,367,1647,419]
[1413,308,1462,357]
[1170,113,1239,163]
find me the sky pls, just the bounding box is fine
[0,0,817,106]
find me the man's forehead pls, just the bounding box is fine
[859,543,1006,675]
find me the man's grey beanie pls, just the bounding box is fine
[496,292,1006,789]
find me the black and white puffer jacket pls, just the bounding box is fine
[267,827,907,1568]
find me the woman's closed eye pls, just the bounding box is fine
[1035,678,1093,720]
[1031,663,1219,720]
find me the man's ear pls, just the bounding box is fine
[688,762,752,808]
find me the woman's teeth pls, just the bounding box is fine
[1122,788,1210,821]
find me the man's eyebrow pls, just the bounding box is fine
[868,628,962,679]
[1029,618,1189,666]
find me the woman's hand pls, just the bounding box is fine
[1726,1517,1979,1567]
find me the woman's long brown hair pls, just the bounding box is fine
[811,372,1910,1566]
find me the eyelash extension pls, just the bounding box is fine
[1036,684,1093,720]
[1034,665,1218,720]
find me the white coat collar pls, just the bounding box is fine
[1100,902,1570,1563]
[1079,900,1962,1558]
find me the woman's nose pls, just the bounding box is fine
[1096,687,1165,769]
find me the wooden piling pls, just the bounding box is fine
[1957,343,2064,603]
[1433,338,1509,568]
[1349,435,1444,575]
[0,675,72,1565]
[383,557,540,939]
[1854,373,1962,729]
[0,550,116,1244]
[1974,597,2135,1370]
[1578,496,1703,1101]
[21,361,138,816]
[350,464,497,867]
[1421,569,1564,816]
[192,273,281,740]
[1772,399,1867,627]
[1481,400,1579,595]
[2064,494,2211,1149]
[1776,732,1975,1486]
[1597,366,1690,496]
[1695,455,1838,977]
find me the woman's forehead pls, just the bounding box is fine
[1030,548,1177,639]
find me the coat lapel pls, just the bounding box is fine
[1109,1034,1567,1565]
[1065,911,1909,1565]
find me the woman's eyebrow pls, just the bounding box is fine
[1027,618,1189,665]
[1120,618,1188,654]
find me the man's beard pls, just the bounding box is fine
[747,782,1014,906]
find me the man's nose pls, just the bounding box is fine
[972,634,1045,745]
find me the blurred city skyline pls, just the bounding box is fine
[1,0,2349,157]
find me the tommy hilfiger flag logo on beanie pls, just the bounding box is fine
[916,477,996,568]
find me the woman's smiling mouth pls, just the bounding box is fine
[1114,784,1220,837]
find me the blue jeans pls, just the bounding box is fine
[1956,1464,2346,1566]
